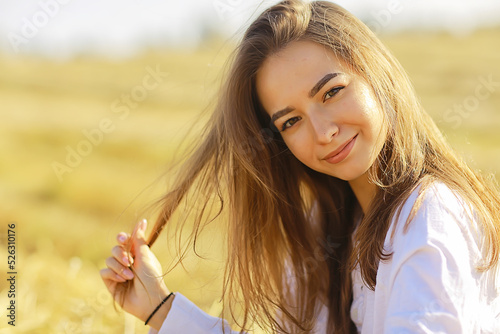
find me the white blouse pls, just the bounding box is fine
[150,182,500,333]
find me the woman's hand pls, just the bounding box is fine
[100,219,174,330]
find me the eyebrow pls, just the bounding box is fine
[309,72,341,98]
[270,72,342,125]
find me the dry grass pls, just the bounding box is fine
[0,28,499,333]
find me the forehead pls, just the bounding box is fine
[264,40,342,68]
[256,40,347,114]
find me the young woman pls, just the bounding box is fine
[100,1,500,333]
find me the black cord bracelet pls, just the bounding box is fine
[145,292,175,326]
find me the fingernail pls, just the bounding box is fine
[141,219,147,230]
[122,257,130,266]
[123,269,134,279]
[118,235,126,243]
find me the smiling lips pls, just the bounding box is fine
[323,134,358,164]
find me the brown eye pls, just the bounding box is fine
[323,86,344,102]
[281,116,301,131]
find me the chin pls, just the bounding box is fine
[326,165,370,182]
[337,174,364,182]
[322,170,363,182]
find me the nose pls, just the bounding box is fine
[309,112,339,145]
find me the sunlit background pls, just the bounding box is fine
[1,0,499,333]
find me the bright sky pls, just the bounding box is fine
[0,0,499,59]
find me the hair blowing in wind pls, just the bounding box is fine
[113,1,500,333]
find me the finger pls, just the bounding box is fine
[100,268,127,285]
[111,245,133,267]
[117,232,130,245]
[105,257,135,280]
[131,219,148,251]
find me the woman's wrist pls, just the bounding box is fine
[146,292,176,331]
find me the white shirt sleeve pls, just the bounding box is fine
[148,293,242,334]
[149,279,329,334]
[367,182,500,333]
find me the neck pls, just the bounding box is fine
[348,172,377,215]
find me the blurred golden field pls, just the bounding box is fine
[1,28,500,333]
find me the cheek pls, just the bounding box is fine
[368,107,387,139]
[357,92,386,137]
[284,135,312,162]
[364,110,388,160]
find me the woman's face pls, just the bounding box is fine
[256,40,387,183]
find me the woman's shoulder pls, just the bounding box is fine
[385,180,483,262]
[401,180,472,222]
[377,181,500,332]
[394,180,476,231]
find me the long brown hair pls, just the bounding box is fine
[142,1,500,333]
